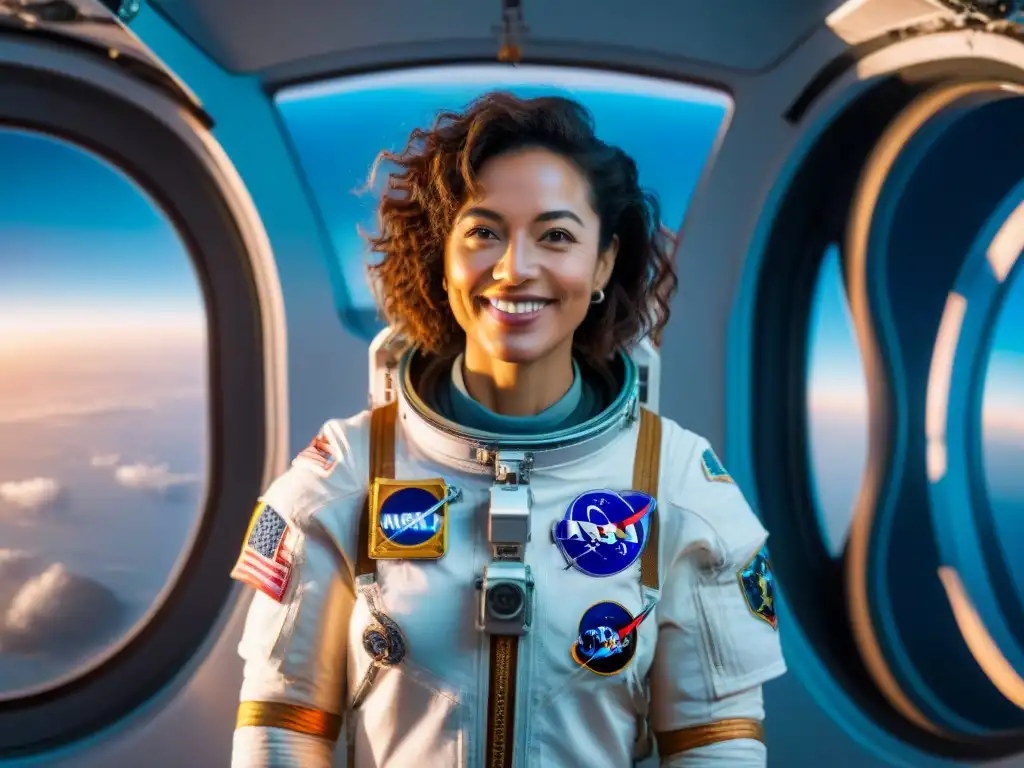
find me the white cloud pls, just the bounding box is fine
[0,556,122,655]
[0,477,63,510]
[90,453,120,468]
[114,463,199,495]
[0,550,42,608]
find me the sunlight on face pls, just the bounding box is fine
[444,148,617,365]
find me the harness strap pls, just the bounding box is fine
[355,402,397,579]
[349,402,398,765]
[630,407,662,763]
[634,406,661,591]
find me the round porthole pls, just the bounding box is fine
[746,63,1024,763]
[0,42,281,755]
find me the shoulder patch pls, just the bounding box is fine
[293,428,338,476]
[231,502,294,602]
[700,446,734,484]
[737,545,777,630]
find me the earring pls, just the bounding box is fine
[590,289,605,305]
[442,278,448,292]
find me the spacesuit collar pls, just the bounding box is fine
[397,347,640,475]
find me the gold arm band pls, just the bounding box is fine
[235,700,343,742]
[656,718,765,756]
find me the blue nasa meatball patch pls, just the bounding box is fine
[552,490,654,577]
[571,600,656,675]
[377,486,444,548]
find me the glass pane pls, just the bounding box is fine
[0,129,209,696]
[276,65,731,337]
[805,245,869,557]
[981,262,1024,597]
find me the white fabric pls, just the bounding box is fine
[231,410,786,767]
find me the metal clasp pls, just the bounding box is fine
[488,451,533,561]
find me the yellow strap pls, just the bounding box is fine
[349,402,398,765]
[656,718,765,756]
[236,700,342,742]
[355,402,397,578]
[629,407,662,760]
[633,407,661,590]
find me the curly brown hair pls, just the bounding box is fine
[365,91,678,361]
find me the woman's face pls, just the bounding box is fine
[444,148,617,365]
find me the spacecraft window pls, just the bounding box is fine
[804,246,1024,563]
[803,252,1024,565]
[804,243,869,557]
[0,127,209,699]
[274,64,731,339]
[981,265,1024,598]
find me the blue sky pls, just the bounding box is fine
[0,130,203,339]
[0,66,1021,691]
[0,127,208,695]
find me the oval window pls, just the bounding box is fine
[0,128,209,697]
[981,261,1024,600]
[805,244,869,557]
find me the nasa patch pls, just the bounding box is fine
[571,600,656,676]
[738,545,777,630]
[552,490,654,577]
[368,478,459,560]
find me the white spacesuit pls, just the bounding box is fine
[230,349,786,767]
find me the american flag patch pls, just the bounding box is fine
[231,502,293,602]
[294,429,337,475]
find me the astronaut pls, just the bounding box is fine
[230,92,786,767]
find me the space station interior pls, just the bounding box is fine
[0,0,1023,765]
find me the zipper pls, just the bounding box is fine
[485,635,519,767]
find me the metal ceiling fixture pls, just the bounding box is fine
[495,0,528,63]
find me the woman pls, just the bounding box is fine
[230,93,785,768]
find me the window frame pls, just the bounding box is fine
[739,58,1024,762]
[0,40,284,754]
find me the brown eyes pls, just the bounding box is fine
[464,227,577,244]
[542,229,576,244]
[466,226,498,240]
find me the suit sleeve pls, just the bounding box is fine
[649,437,786,767]
[230,469,361,768]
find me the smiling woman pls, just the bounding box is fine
[0,127,209,696]
[363,93,675,423]
[274,64,731,340]
[233,85,784,768]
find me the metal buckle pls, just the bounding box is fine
[489,451,533,561]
